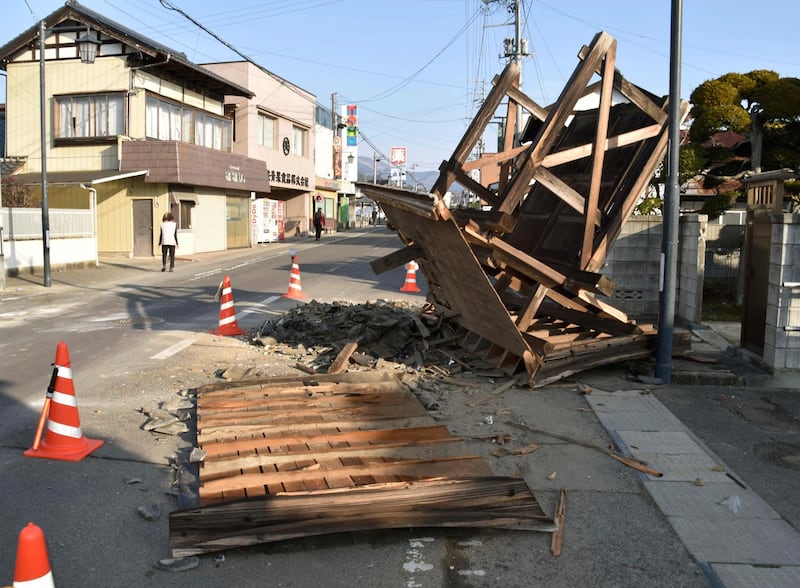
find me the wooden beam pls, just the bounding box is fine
[582,40,616,266]
[516,284,548,331]
[540,124,663,169]
[431,62,520,198]
[464,226,567,289]
[370,245,423,275]
[461,144,529,172]
[531,167,594,220]
[505,84,549,122]
[497,32,616,216]
[450,165,501,208]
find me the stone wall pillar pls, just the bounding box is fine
[677,213,707,324]
[763,213,800,370]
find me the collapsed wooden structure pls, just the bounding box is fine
[360,32,690,386]
[170,371,555,556]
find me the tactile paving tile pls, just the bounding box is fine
[670,517,800,565]
[616,431,706,455]
[711,563,800,588]
[585,394,686,432]
[643,481,782,519]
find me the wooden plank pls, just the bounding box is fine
[201,438,466,480]
[199,456,487,495]
[551,488,566,557]
[328,341,359,374]
[197,416,437,445]
[171,478,555,557]
[201,425,455,458]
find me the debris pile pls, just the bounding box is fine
[358,31,692,386]
[249,300,443,370]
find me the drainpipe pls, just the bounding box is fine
[80,183,99,267]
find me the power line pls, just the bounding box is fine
[158,0,317,105]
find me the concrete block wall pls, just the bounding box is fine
[603,214,705,323]
[602,215,663,320]
[762,213,800,370]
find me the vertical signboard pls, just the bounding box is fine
[333,135,342,179]
[346,105,358,146]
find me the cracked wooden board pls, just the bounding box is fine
[170,371,553,555]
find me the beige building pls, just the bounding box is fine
[202,62,318,238]
[0,1,271,258]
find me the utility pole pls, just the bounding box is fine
[487,1,530,143]
[654,0,683,384]
[372,152,382,184]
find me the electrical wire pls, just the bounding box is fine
[353,5,483,103]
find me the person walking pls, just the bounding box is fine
[159,212,178,272]
[313,208,325,241]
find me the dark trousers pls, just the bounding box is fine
[161,245,176,269]
[314,224,322,240]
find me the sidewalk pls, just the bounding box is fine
[0,242,299,305]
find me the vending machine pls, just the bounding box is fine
[250,198,285,243]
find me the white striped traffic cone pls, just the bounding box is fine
[24,341,103,462]
[13,522,54,588]
[400,261,421,293]
[283,254,305,300]
[211,274,247,336]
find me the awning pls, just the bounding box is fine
[170,187,199,205]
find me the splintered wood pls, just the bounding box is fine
[169,371,554,556]
[358,31,691,386]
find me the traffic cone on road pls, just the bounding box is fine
[283,254,306,300]
[400,261,421,293]
[13,522,54,588]
[24,341,103,462]
[211,274,247,336]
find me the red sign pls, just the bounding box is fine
[390,146,406,165]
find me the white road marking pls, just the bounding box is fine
[150,337,196,360]
[238,295,281,316]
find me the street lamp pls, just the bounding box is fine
[372,153,384,184]
[39,21,100,287]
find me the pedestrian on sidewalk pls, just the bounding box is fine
[313,208,325,241]
[159,212,178,272]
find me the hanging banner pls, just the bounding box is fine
[333,135,342,179]
[346,104,358,147]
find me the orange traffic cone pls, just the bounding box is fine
[283,254,305,300]
[400,261,421,293]
[211,274,247,336]
[13,522,54,588]
[24,341,103,462]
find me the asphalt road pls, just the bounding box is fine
[1,226,774,586]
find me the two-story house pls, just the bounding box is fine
[202,61,318,239]
[0,0,273,258]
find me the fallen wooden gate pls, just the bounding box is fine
[170,371,554,557]
[360,31,691,386]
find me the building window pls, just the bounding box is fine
[54,93,124,140]
[258,112,275,148]
[292,125,307,157]
[146,95,231,152]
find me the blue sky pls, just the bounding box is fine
[3,0,799,172]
